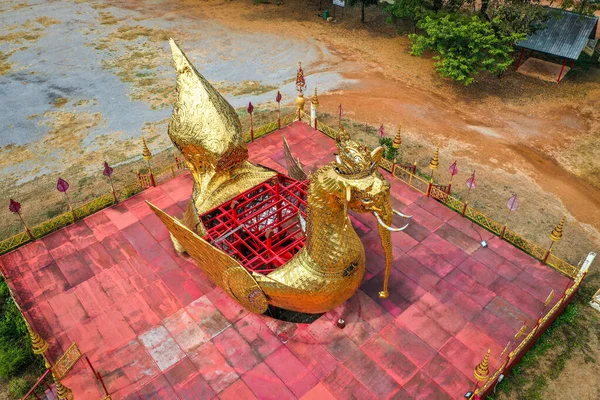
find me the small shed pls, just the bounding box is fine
[515,9,599,82]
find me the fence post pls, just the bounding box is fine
[426,179,433,197]
[9,199,34,240]
[142,138,156,187]
[57,178,76,222]
[462,201,468,217]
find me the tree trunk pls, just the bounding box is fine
[480,0,489,16]
[361,1,365,23]
[433,0,443,11]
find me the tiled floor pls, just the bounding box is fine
[0,122,572,399]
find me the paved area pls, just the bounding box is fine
[0,122,572,399]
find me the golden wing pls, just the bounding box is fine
[147,201,268,313]
[283,136,308,181]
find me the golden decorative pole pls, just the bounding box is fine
[391,126,402,175]
[103,162,118,204]
[470,349,491,397]
[295,62,307,120]
[142,137,156,187]
[544,216,565,262]
[57,178,76,222]
[311,87,319,130]
[53,373,74,400]
[427,147,439,196]
[27,323,49,355]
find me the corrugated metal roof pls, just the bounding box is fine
[517,9,598,60]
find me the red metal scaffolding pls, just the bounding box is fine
[201,175,309,274]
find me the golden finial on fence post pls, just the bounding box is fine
[27,324,49,355]
[391,126,402,176]
[141,138,156,187]
[544,216,565,262]
[427,146,439,196]
[295,62,307,120]
[53,372,74,400]
[468,348,491,398]
[311,86,319,130]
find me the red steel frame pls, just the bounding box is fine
[200,174,309,274]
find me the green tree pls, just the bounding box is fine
[410,14,526,85]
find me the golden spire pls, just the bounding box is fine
[53,373,74,400]
[429,147,439,171]
[168,39,245,160]
[311,87,319,106]
[142,137,152,161]
[26,323,49,355]
[392,126,402,150]
[550,216,565,242]
[474,349,491,381]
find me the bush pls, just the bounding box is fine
[0,278,36,379]
[8,377,33,398]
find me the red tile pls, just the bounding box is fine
[100,232,137,263]
[444,268,496,308]
[165,358,215,400]
[498,282,543,319]
[163,309,210,354]
[79,241,117,274]
[140,325,186,371]
[322,364,375,400]
[117,292,161,335]
[485,296,532,330]
[421,234,469,266]
[266,347,319,398]
[380,321,437,369]
[403,371,451,400]
[431,279,482,321]
[213,326,260,375]
[435,223,482,254]
[0,250,25,275]
[32,262,70,299]
[286,330,338,380]
[457,258,498,287]
[439,338,481,382]
[139,281,181,319]
[93,307,137,353]
[394,253,441,291]
[512,270,554,303]
[471,247,509,270]
[308,315,360,363]
[18,240,53,271]
[402,203,445,232]
[185,296,231,339]
[85,211,119,241]
[235,313,282,359]
[161,269,204,306]
[64,220,97,250]
[456,323,504,365]
[43,230,77,260]
[104,203,138,230]
[343,349,400,398]
[140,213,171,243]
[407,244,455,278]
[400,220,432,243]
[346,290,394,332]
[74,276,114,318]
[96,266,136,303]
[47,291,90,331]
[242,362,296,400]
[396,305,451,351]
[362,334,417,385]
[55,252,94,287]
[189,342,239,393]
[446,215,496,243]
[139,242,179,277]
[300,382,336,400]
[137,374,179,400]
[121,222,157,253]
[391,230,420,253]
[471,309,516,346]
[422,354,473,398]
[414,293,467,335]
[218,379,257,400]
[118,255,158,291]
[65,316,104,354]
[416,197,456,221]
[206,287,248,323]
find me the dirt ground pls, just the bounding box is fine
[1,0,600,398]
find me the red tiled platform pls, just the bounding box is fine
[0,122,572,399]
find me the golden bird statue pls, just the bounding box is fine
[149,40,410,314]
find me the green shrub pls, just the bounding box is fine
[8,376,33,398]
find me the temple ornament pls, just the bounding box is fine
[150,40,411,314]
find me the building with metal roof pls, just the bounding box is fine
[515,8,598,82]
[516,8,598,60]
